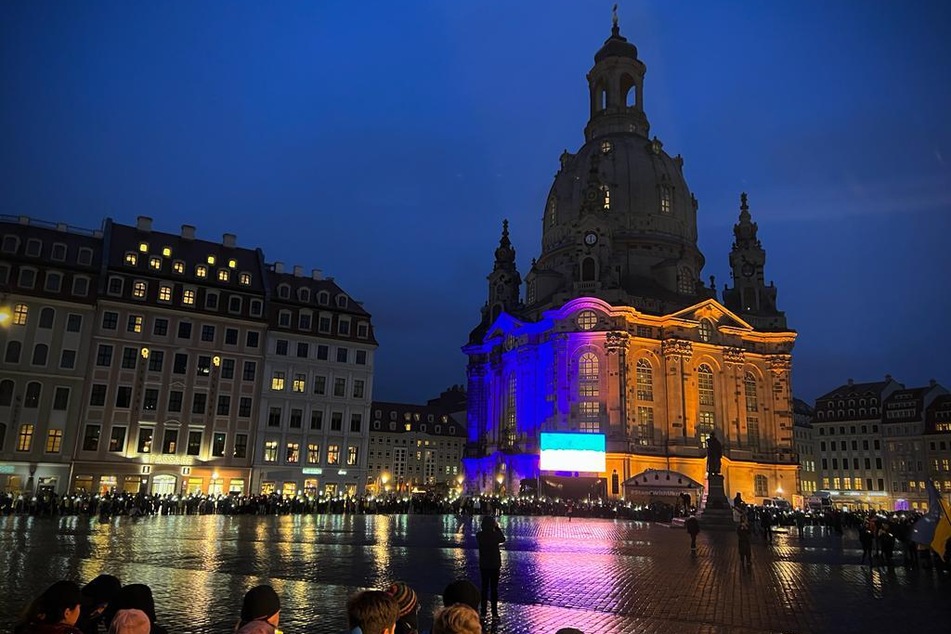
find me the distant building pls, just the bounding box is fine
[367,389,467,495]
[811,376,950,510]
[463,19,798,502]
[792,398,817,497]
[0,215,376,496]
[253,263,377,497]
[0,216,103,494]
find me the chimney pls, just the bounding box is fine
[293,265,304,277]
[222,233,236,248]
[311,269,323,280]
[847,378,853,386]
[181,225,196,240]
[885,374,892,382]
[930,378,937,387]
[137,216,153,232]
[274,261,284,274]
[56,223,67,232]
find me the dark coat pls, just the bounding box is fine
[685,516,700,536]
[477,526,505,570]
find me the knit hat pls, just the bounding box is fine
[385,582,418,627]
[108,609,151,634]
[241,585,280,622]
[442,579,481,611]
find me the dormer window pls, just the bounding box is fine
[173,260,185,274]
[51,243,67,261]
[547,196,557,227]
[149,257,162,270]
[218,269,230,282]
[239,272,251,285]
[299,288,310,303]
[336,295,348,308]
[125,252,138,266]
[162,246,172,257]
[138,242,149,253]
[196,265,207,278]
[207,255,216,265]
[698,319,714,343]
[318,291,330,305]
[228,258,237,269]
[278,284,290,299]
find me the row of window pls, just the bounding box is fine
[81,424,248,459]
[266,407,363,433]
[3,424,65,453]
[124,250,252,286]
[272,339,369,361]
[820,457,884,471]
[0,267,91,297]
[274,283,349,308]
[817,424,880,435]
[270,372,366,398]
[105,276,263,314]
[545,182,673,228]
[262,440,358,466]
[88,382,256,417]
[1,235,94,264]
[819,439,882,452]
[4,341,80,369]
[0,381,70,409]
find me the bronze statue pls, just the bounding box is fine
[706,431,722,476]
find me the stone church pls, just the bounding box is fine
[463,17,798,504]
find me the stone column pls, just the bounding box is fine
[662,339,692,441]
[723,347,745,448]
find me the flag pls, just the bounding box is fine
[910,479,951,555]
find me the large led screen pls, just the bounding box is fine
[539,432,606,472]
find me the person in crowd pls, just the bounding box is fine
[15,580,84,634]
[79,575,121,634]
[475,515,505,619]
[107,610,150,634]
[107,585,167,634]
[431,605,481,634]
[794,512,806,540]
[384,582,419,634]
[761,511,773,544]
[737,516,752,567]
[347,590,399,634]
[858,525,874,564]
[234,585,280,634]
[685,514,700,552]
[441,580,480,613]
[878,522,896,568]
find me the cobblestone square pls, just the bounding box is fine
[1,514,948,633]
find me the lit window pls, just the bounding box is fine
[292,374,306,393]
[286,443,300,463]
[660,186,672,214]
[636,359,653,401]
[228,259,237,269]
[45,429,63,453]
[547,196,557,227]
[17,424,34,452]
[173,260,185,274]
[239,272,251,285]
[264,440,278,462]
[698,319,713,342]
[218,269,229,282]
[271,371,286,391]
[162,246,172,257]
[207,255,216,265]
[149,257,162,270]
[13,303,28,326]
[601,185,611,210]
[576,310,597,330]
[132,281,147,298]
[183,289,195,305]
[138,242,148,253]
[195,265,207,278]
[698,365,715,406]
[125,252,138,266]
[601,140,612,153]
[158,285,172,302]
[129,315,143,333]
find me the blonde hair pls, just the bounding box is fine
[432,604,481,634]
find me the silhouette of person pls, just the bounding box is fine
[476,515,505,619]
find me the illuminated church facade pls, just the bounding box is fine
[463,18,798,503]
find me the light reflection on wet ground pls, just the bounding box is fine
[2,515,949,634]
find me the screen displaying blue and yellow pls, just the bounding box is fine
[539,432,606,472]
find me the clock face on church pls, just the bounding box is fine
[584,232,598,246]
[741,262,754,277]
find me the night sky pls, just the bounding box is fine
[2,1,949,406]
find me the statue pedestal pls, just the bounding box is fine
[699,474,736,531]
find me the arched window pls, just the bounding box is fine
[298,288,310,303]
[578,352,599,398]
[38,307,55,329]
[745,372,758,412]
[621,74,636,107]
[31,344,48,366]
[660,186,672,214]
[636,359,653,401]
[4,341,21,364]
[0,379,14,406]
[678,268,694,294]
[698,319,714,342]
[24,381,41,408]
[547,196,557,227]
[278,284,290,299]
[503,375,517,449]
[698,364,715,406]
[581,257,597,282]
[601,185,611,210]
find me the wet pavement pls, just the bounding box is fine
[1,514,949,633]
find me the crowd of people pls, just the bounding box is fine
[13,513,590,634]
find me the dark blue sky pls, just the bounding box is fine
[2,1,950,405]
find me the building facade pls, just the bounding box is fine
[367,390,467,495]
[253,264,377,497]
[0,216,102,494]
[792,398,817,498]
[0,215,377,497]
[463,20,798,503]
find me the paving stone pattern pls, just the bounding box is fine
[1,514,948,633]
